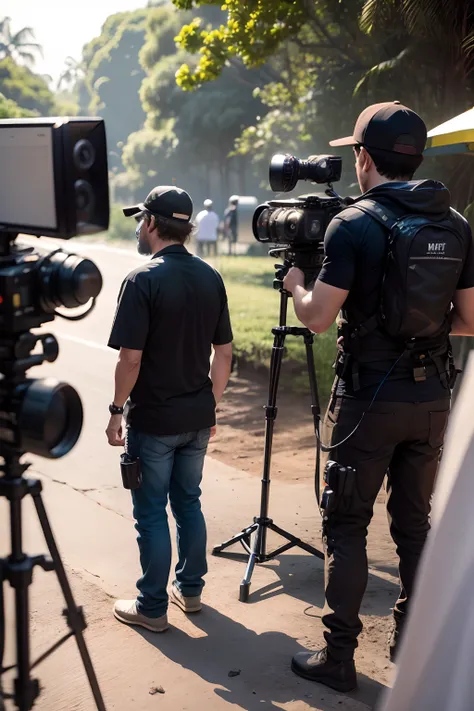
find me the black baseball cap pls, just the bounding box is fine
[329,101,427,155]
[123,186,193,222]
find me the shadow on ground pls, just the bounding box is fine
[210,551,398,620]
[137,604,386,711]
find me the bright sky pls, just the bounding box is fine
[2,0,146,85]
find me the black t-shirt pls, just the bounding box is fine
[318,180,474,401]
[108,244,233,435]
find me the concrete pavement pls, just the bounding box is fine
[0,238,397,710]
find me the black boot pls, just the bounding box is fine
[291,647,357,692]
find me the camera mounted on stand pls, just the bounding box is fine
[0,117,109,711]
[252,152,349,287]
[212,152,353,600]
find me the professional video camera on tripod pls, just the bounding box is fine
[213,151,353,601]
[0,118,109,711]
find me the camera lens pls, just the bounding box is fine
[39,250,103,311]
[16,378,83,458]
[75,179,95,215]
[284,210,301,240]
[253,205,272,242]
[73,139,96,171]
[269,154,300,193]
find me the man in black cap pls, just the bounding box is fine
[283,103,474,690]
[105,186,233,632]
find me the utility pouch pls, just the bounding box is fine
[120,453,142,490]
[321,460,356,522]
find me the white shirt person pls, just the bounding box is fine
[195,199,219,257]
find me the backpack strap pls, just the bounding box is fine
[350,198,399,231]
[338,199,399,390]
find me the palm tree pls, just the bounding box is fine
[359,0,474,121]
[57,56,84,91]
[359,0,474,384]
[0,16,43,68]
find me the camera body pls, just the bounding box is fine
[0,244,103,333]
[253,193,343,248]
[252,153,349,265]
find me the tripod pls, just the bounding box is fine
[0,455,107,710]
[213,281,324,602]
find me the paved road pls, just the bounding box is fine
[1,237,397,711]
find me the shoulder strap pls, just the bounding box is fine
[351,198,399,231]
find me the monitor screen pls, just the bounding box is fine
[0,125,57,230]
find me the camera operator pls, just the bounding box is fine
[105,186,233,632]
[283,102,474,691]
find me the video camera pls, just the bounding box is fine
[252,153,351,283]
[0,117,109,459]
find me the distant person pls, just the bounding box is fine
[195,199,220,258]
[223,195,239,256]
[106,185,233,633]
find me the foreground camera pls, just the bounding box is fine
[0,117,109,238]
[0,117,108,710]
[0,239,102,457]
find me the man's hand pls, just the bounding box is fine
[283,267,305,294]
[106,414,125,447]
[210,426,217,438]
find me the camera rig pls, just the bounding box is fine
[0,231,102,458]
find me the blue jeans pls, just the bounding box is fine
[126,427,210,618]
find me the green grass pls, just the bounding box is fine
[214,256,337,401]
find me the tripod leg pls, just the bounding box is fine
[304,334,323,508]
[258,324,287,560]
[212,523,257,556]
[0,565,6,711]
[31,492,107,711]
[6,480,39,711]
[239,523,262,602]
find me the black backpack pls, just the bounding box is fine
[353,198,465,339]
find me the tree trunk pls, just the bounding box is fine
[238,156,247,195]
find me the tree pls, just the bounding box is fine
[80,10,150,170]
[114,3,264,206]
[358,1,474,125]
[358,0,474,375]
[0,57,55,115]
[57,56,84,92]
[171,0,474,370]
[0,92,35,118]
[0,17,42,68]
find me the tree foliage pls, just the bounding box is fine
[79,10,150,169]
[117,3,266,206]
[0,57,55,115]
[0,91,35,118]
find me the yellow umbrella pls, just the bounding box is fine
[424,107,474,156]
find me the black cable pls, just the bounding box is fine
[316,353,405,453]
[55,297,97,321]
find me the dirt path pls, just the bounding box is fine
[209,368,327,483]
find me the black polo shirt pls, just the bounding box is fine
[108,245,233,435]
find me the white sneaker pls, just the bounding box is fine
[170,584,202,613]
[113,600,169,632]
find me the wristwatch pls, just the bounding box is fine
[109,403,124,415]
